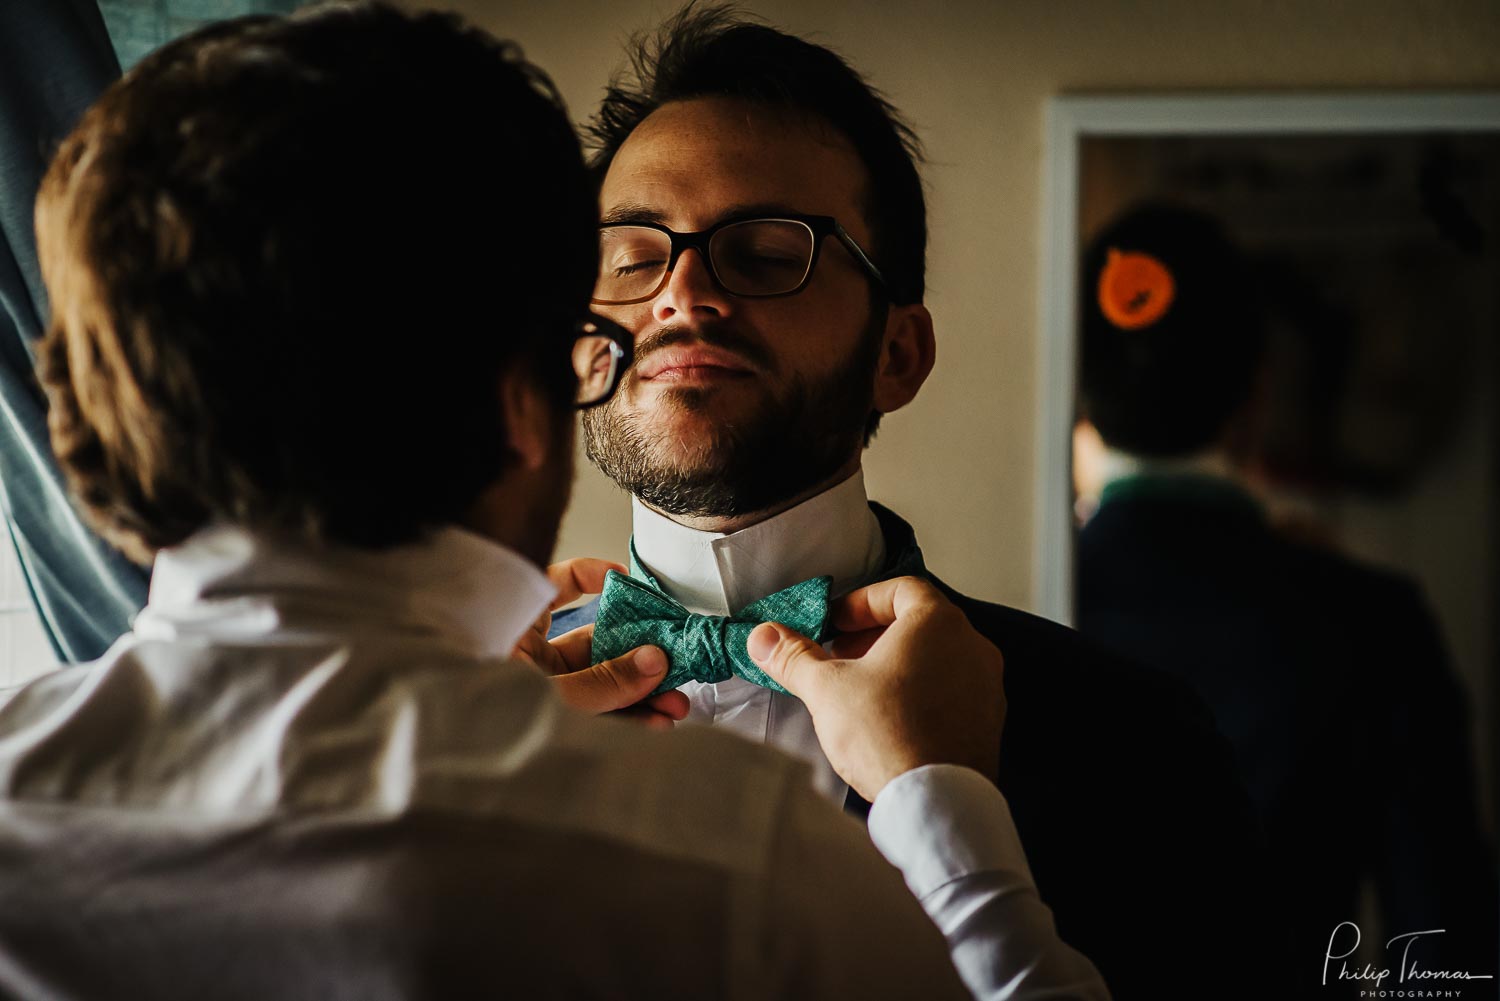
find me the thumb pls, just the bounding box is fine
[747,622,830,700]
[552,645,669,715]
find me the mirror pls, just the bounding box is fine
[1039,94,1498,968]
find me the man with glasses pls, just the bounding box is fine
[0,4,1108,998]
[556,6,1281,997]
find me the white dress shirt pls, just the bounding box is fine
[631,471,1107,1000]
[0,523,1106,1001]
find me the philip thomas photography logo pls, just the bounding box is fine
[1323,921,1494,998]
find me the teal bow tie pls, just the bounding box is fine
[590,544,833,696]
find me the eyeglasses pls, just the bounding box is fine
[592,214,887,305]
[571,315,633,408]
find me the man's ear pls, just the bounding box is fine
[872,303,936,414]
[499,365,556,472]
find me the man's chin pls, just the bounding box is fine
[585,359,874,518]
[630,417,735,469]
[622,386,765,434]
[631,376,758,410]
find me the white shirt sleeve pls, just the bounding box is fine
[868,764,1112,1001]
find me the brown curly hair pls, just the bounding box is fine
[35,2,596,564]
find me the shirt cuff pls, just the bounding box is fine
[866,763,1035,899]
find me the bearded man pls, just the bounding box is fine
[554,7,1283,997]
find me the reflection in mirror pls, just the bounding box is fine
[1070,130,1498,985]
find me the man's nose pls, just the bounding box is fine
[652,247,734,326]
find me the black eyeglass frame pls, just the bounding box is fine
[591,214,888,306]
[572,314,634,410]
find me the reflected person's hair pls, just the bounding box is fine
[1080,203,1266,458]
[585,3,928,307]
[36,1,595,563]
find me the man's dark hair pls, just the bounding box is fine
[36,1,596,563]
[1079,203,1266,457]
[584,3,927,307]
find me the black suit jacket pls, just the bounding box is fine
[554,502,1282,998]
[1078,477,1497,997]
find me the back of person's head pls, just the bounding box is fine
[1080,202,1265,458]
[585,2,928,305]
[36,1,595,564]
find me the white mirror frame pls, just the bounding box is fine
[1033,92,1500,626]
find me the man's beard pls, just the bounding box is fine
[583,313,884,520]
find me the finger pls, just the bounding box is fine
[546,623,597,675]
[510,642,542,670]
[828,626,883,660]
[513,630,565,675]
[830,576,946,633]
[643,689,690,721]
[746,622,832,700]
[528,609,553,641]
[546,557,630,610]
[550,645,668,715]
[610,705,676,731]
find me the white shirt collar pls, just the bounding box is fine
[630,469,886,616]
[1099,447,1240,488]
[134,524,556,659]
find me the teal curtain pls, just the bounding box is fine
[98,0,304,70]
[0,0,300,662]
[0,0,144,662]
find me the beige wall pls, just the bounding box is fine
[405,0,1500,610]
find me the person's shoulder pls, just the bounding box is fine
[0,663,92,728]
[934,579,1226,743]
[1274,530,1426,604]
[938,586,1083,655]
[427,678,817,874]
[938,583,1158,681]
[0,664,98,797]
[872,499,1205,717]
[1243,528,1446,656]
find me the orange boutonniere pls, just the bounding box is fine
[1098,248,1175,330]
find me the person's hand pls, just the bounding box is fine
[512,558,623,677]
[513,557,690,730]
[747,576,1005,801]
